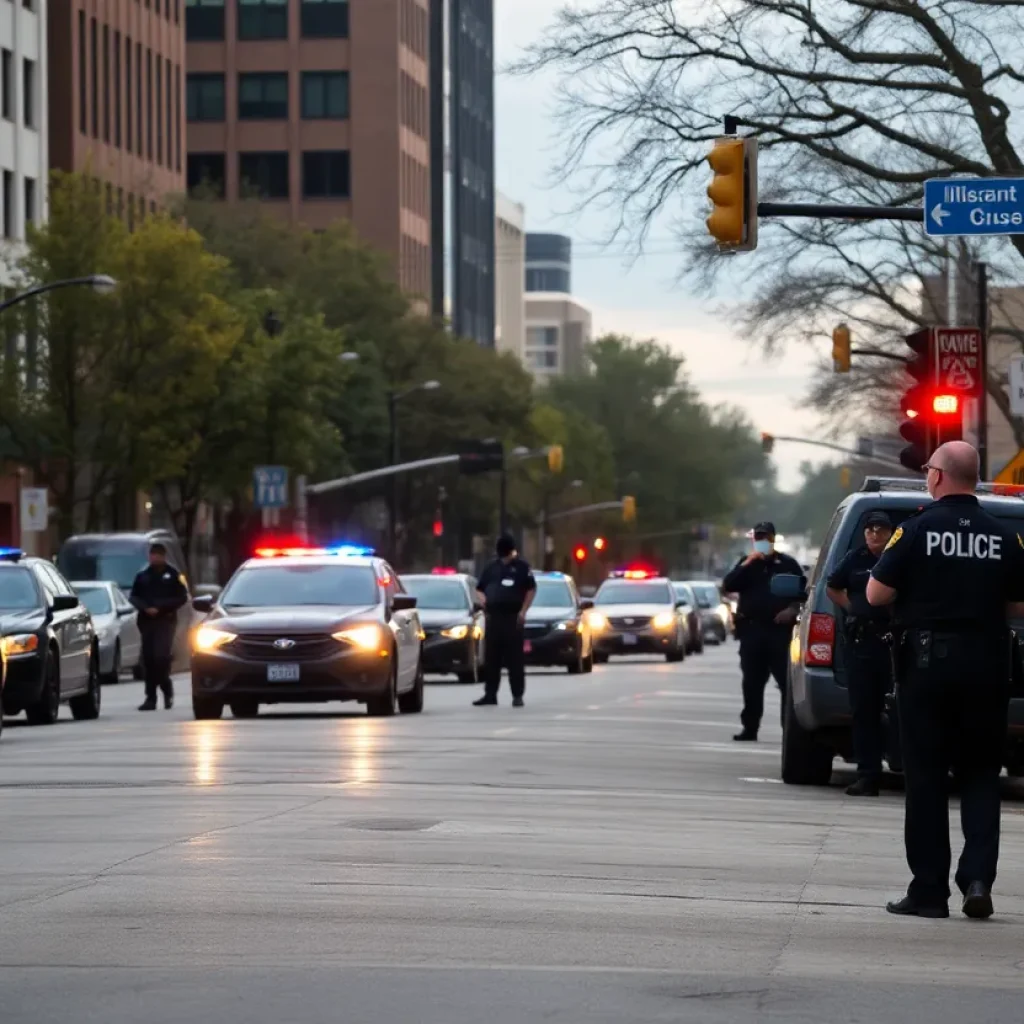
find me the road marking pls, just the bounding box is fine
[493,728,518,736]
[740,776,784,785]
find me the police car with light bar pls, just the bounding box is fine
[189,544,424,719]
[589,569,688,663]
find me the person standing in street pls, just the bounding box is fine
[868,441,1024,920]
[473,534,536,708]
[130,542,189,712]
[826,511,895,797]
[722,521,803,742]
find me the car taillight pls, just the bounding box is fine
[805,612,834,667]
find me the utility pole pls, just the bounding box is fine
[975,261,989,480]
[387,390,398,559]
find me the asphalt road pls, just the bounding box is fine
[2,643,1024,1024]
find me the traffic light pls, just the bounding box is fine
[931,391,963,446]
[898,328,935,472]
[761,433,774,454]
[706,137,758,252]
[832,324,851,374]
[457,439,504,475]
[573,545,587,563]
[622,496,636,523]
[593,537,606,552]
[840,466,851,489]
[547,445,564,473]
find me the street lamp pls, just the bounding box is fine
[338,351,360,363]
[0,274,117,314]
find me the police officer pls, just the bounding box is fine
[130,542,189,712]
[722,521,803,741]
[473,534,536,708]
[826,511,894,797]
[868,441,1024,919]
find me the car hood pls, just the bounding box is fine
[0,608,45,636]
[90,612,118,631]
[207,606,379,633]
[526,606,575,623]
[417,609,473,629]
[590,603,673,617]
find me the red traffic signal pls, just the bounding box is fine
[573,545,587,562]
[932,393,959,416]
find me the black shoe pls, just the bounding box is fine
[733,731,757,742]
[512,697,524,708]
[473,696,497,706]
[163,693,174,710]
[885,896,949,919]
[138,700,157,712]
[846,778,880,797]
[962,882,994,920]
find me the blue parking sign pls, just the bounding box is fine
[254,466,289,509]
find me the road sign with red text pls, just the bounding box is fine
[934,327,982,397]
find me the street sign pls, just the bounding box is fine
[253,466,289,509]
[1010,357,1024,417]
[995,449,1024,486]
[924,177,1024,237]
[20,488,48,532]
[934,327,982,397]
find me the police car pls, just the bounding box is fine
[190,545,424,720]
[774,477,1024,785]
[522,571,595,673]
[589,569,688,663]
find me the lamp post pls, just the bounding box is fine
[387,379,441,558]
[0,274,117,315]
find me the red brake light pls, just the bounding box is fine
[805,613,835,667]
[932,393,959,415]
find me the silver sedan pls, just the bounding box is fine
[72,581,142,683]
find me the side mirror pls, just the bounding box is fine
[472,601,484,614]
[52,594,79,612]
[118,606,135,617]
[580,598,594,611]
[770,573,808,602]
[392,594,418,612]
[675,599,688,609]
[192,594,215,613]
[193,584,222,599]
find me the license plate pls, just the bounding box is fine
[267,663,300,682]
[523,640,532,653]
[621,633,638,646]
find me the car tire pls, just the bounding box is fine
[102,642,122,686]
[26,649,60,725]
[367,665,398,717]
[230,699,259,718]
[193,696,224,720]
[781,679,834,786]
[398,661,425,714]
[665,642,685,664]
[567,643,584,674]
[70,650,102,721]
[582,652,594,673]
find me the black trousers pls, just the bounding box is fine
[141,625,175,702]
[484,614,526,700]
[845,632,892,781]
[897,633,1010,906]
[738,623,791,734]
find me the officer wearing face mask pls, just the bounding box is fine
[722,522,803,741]
[826,511,895,796]
[868,441,1024,921]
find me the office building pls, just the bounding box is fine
[48,0,185,215]
[429,0,494,344]
[493,190,523,360]
[525,232,571,294]
[186,0,431,298]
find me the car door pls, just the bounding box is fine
[47,565,92,691]
[114,587,142,665]
[383,565,417,690]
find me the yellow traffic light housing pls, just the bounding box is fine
[622,496,636,523]
[840,466,851,489]
[832,324,851,374]
[547,445,564,473]
[706,136,758,252]
[761,433,774,454]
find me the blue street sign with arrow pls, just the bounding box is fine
[924,177,1024,237]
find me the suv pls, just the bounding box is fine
[777,477,1024,786]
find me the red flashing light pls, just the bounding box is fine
[932,393,959,416]
[573,546,587,562]
[254,545,327,558]
[432,567,457,575]
[623,568,653,579]
[433,519,443,538]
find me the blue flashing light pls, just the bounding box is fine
[0,547,24,562]
[535,571,567,578]
[325,544,374,557]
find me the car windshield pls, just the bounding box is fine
[694,584,720,606]
[595,581,673,605]
[75,586,112,616]
[402,578,469,611]
[671,584,693,605]
[221,564,378,607]
[58,540,149,591]
[533,578,574,607]
[0,569,39,609]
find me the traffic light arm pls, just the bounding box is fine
[762,435,906,471]
[305,455,461,495]
[545,500,629,523]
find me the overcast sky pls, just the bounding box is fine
[492,0,831,491]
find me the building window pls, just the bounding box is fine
[125,37,132,150]
[187,152,226,197]
[186,70,212,120]
[175,65,182,170]
[301,71,348,119]
[91,18,98,137]
[2,170,12,238]
[300,0,348,38]
[186,0,225,41]
[136,43,143,156]
[78,14,87,132]
[238,72,288,119]
[239,152,289,199]
[525,348,558,371]
[527,326,559,348]
[22,58,35,129]
[114,33,122,146]
[156,56,163,164]
[146,49,152,159]
[102,26,110,141]
[1,49,11,122]
[166,60,173,167]
[238,0,288,40]
[24,177,35,227]
[302,150,350,199]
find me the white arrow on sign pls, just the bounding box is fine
[931,203,949,226]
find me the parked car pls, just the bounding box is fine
[401,571,485,683]
[72,581,142,684]
[684,580,731,644]
[670,581,705,654]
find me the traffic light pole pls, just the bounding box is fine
[767,435,906,471]
[976,261,989,480]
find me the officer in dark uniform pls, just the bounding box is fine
[826,510,895,797]
[130,542,189,712]
[473,534,536,708]
[722,521,803,741]
[868,441,1024,920]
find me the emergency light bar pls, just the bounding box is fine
[0,547,24,562]
[608,568,657,579]
[431,567,457,575]
[254,543,374,559]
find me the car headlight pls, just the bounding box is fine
[193,626,237,651]
[1,633,39,657]
[333,625,386,651]
[472,623,483,640]
[587,613,608,631]
[441,624,470,640]
[555,620,577,631]
[652,612,676,630]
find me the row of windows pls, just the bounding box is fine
[1,169,37,239]
[400,233,429,298]
[399,0,428,61]
[186,0,348,42]
[399,70,428,140]
[187,151,351,199]
[187,71,349,122]
[76,15,183,173]
[400,151,428,220]
[0,50,37,129]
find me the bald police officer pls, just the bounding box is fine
[867,441,1024,920]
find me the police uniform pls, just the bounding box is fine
[130,562,189,706]
[722,531,803,738]
[827,518,894,791]
[476,555,536,702]
[871,494,1024,914]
